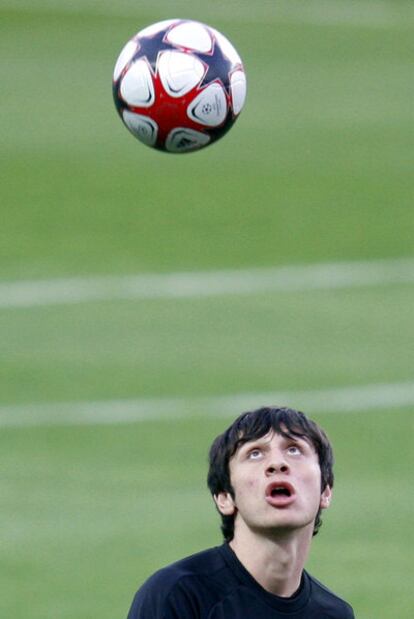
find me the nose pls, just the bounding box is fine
[265,459,289,476]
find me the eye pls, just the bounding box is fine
[287,445,302,456]
[247,448,263,460]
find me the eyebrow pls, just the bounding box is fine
[281,434,313,448]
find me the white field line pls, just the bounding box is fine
[1,381,414,428]
[1,257,414,309]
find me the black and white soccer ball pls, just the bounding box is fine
[112,19,247,153]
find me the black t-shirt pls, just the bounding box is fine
[127,544,355,618]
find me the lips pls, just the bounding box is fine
[265,481,296,507]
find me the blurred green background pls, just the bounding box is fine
[1,1,413,617]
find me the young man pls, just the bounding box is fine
[127,406,355,618]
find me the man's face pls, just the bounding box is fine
[215,430,332,537]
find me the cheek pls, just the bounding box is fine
[305,470,324,503]
[300,465,322,490]
[233,475,259,500]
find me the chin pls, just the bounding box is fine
[265,516,315,535]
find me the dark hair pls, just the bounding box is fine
[207,406,334,542]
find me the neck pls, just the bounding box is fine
[229,524,313,597]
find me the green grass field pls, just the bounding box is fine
[1,1,414,617]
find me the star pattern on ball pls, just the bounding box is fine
[198,43,235,95]
[137,25,235,95]
[138,28,178,73]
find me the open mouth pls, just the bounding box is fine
[271,486,291,497]
[265,482,295,506]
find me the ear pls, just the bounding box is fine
[214,491,236,516]
[320,485,332,510]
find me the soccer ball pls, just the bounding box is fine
[112,19,247,153]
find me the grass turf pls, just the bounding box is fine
[1,2,413,617]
